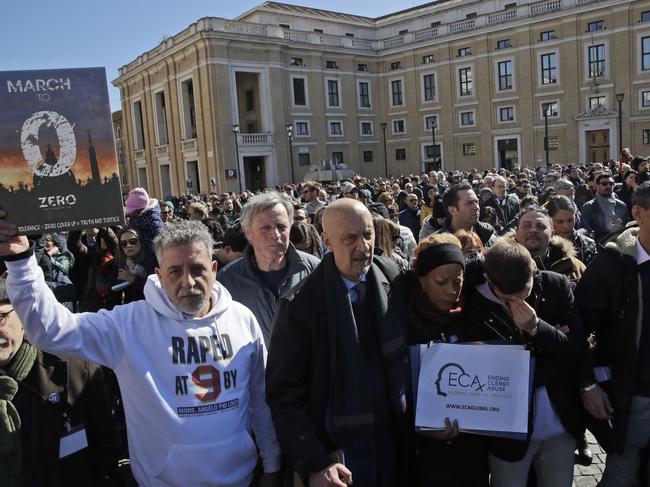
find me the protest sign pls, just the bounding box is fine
[415,343,530,436]
[0,67,125,234]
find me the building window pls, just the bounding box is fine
[588,44,606,78]
[589,96,606,109]
[643,11,650,22]
[359,81,371,108]
[132,100,145,150]
[298,152,311,166]
[541,101,559,117]
[395,148,406,160]
[505,2,517,8]
[345,33,355,37]
[327,80,340,107]
[425,145,439,158]
[154,91,168,146]
[498,61,513,90]
[290,57,303,66]
[466,12,477,19]
[431,21,441,27]
[292,78,307,106]
[643,91,650,107]
[393,119,405,134]
[541,53,558,84]
[540,30,556,41]
[547,136,559,150]
[391,79,404,106]
[358,63,368,72]
[460,111,475,126]
[463,143,477,156]
[497,39,512,50]
[425,115,438,130]
[314,28,324,33]
[423,74,436,101]
[326,60,339,69]
[180,78,197,139]
[422,55,434,64]
[459,67,472,96]
[458,47,472,57]
[329,121,343,136]
[390,61,402,70]
[361,121,373,135]
[642,37,650,70]
[644,129,650,144]
[332,152,344,164]
[295,122,310,136]
[399,29,409,35]
[499,107,515,122]
[363,150,374,162]
[587,20,604,32]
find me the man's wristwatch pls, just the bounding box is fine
[580,383,599,394]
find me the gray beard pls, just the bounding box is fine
[176,294,209,316]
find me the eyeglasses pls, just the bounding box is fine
[0,309,15,327]
[599,181,615,187]
[119,238,139,247]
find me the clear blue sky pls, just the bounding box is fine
[1,0,417,112]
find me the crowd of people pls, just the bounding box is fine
[0,150,650,486]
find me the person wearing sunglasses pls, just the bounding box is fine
[115,228,149,303]
[581,172,630,243]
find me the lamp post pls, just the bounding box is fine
[543,105,550,169]
[381,122,388,178]
[286,123,295,184]
[616,93,625,159]
[232,124,242,193]
[430,119,438,171]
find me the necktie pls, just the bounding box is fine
[352,281,367,304]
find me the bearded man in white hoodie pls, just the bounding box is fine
[0,216,281,487]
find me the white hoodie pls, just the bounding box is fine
[6,255,280,487]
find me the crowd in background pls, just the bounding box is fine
[2,148,650,486]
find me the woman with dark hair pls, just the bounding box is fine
[392,233,489,487]
[374,216,409,271]
[615,169,638,218]
[289,221,323,258]
[547,195,597,266]
[114,227,150,303]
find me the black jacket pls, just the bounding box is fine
[484,194,520,229]
[433,219,497,247]
[16,351,122,486]
[581,196,629,242]
[463,271,586,461]
[574,225,643,453]
[265,255,407,479]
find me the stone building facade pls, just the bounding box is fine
[113,0,650,196]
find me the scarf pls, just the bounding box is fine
[409,285,461,344]
[0,342,37,486]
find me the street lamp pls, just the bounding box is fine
[543,104,550,169]
[616,93,625,159]
[232,124,242,193]
[381,122,388,178]
[285,123,295,184]
[430,118,439,171]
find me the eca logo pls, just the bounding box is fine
[435,363,485,397]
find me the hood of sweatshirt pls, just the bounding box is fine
[143,274,234,323]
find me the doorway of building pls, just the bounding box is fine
[244,156,266,191]
[185,160,200,194]
[496,139,519,170]
[586,130,609,163]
